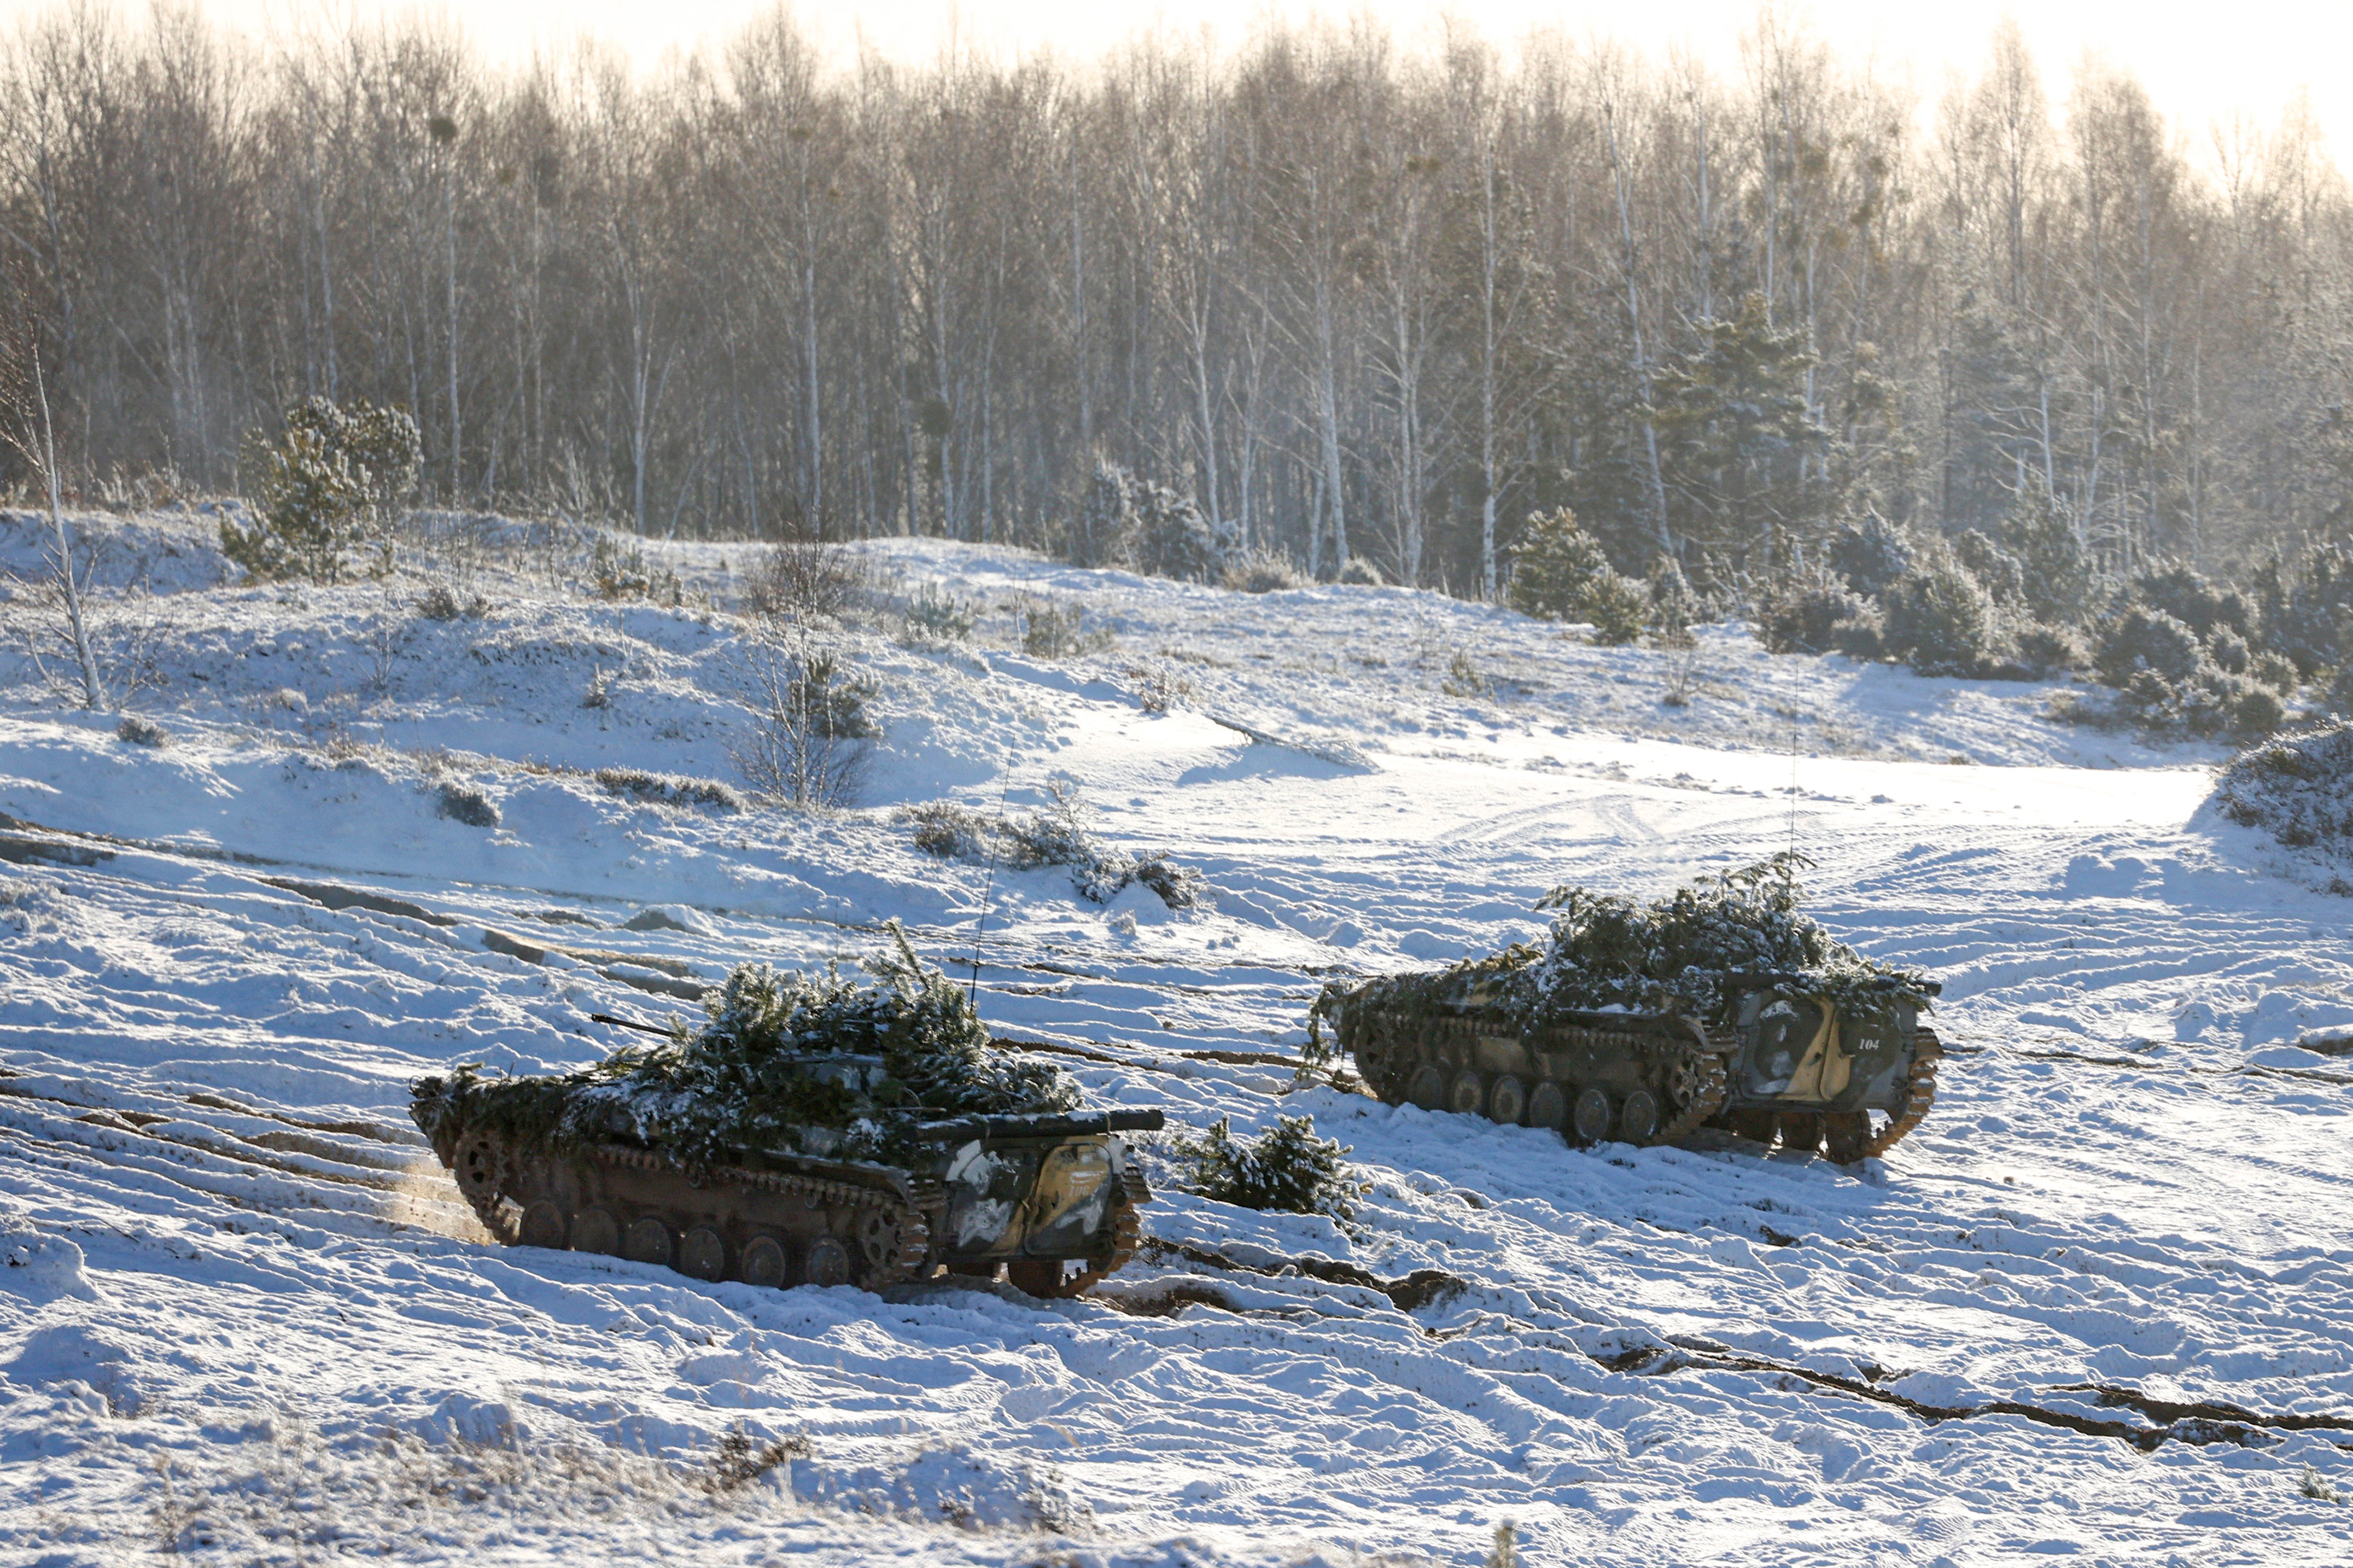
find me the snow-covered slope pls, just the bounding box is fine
[4,517,2351,1566]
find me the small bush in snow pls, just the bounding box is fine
[1825,511,1913,598]
[1952,528,2027,608]
[1582,570,1650,646]
[1505,508,1637,628]
[2211,720,2353,860]
[1441,650,1490,699]
[1660,644,1702,708]
[703,1426,812,1494]
[435,780,500,828]
[1019,597,1101,659]
[1334,555,1385,587]
[900,782,1206,908]
[1131,478,1223,583]
[416,582,489,620]
[734,643,877,810]
[900,583,978,646]
[1128,662,1192,714]
[1880,554,2005,677]
[2093,606,2291,739]
[2012,624,2088,677]
[223,397,420,583]
[581,666,614,709]
[2131,564,2259,644]
[116,714,168,747]
[1223,548,1308,593]
[745,540,870,623]
[0,876,69,934]
[1999,479,2095,626]
[1760,580,1877,658]
[592,767,743,812]
[1646,555,1702,644]
[1167,1114,1361,1221]
[588,534,681,603]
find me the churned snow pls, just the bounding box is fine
[3,512,2351,1565]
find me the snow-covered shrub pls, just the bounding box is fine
[1953,528,2027,607]
[1999,479,2094,626]
[703,1427,812,1494]
[1825,511,1913,598]
[1127,662,1192,713]
[734,644,876,809]
[1880,555,2005,677]
[2012,623,2088,677]
[588,534,681,603]
[580,667,614,709]
[591,767,743,812]
[1131,479,1223,583]
[1505,507,1620,624]
[1018,597,1101,658]
[1070,460,1138,569]
[1439,649,1489,699]
[2211,720,2353,860]
[1646,555,1702,643]
[2259,540,2353,678]
[1760,580,1879,658]
[1334,555,1385,587]
[223,397,420,583]
[416,582,489,620]
[899,782,1206,908]
[435,781,500,828]
[414,925,1079,1167]
[900,583,977,646]
[115,714,168,747]
[1223,547,1306,593]
[745,541,870,623]
[0,876,69,935]
[2091,605,2290,739]
[1582,571,1650,646]
[2132,565,2259,644]
[1167,1114,1361,1221]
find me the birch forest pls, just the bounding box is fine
[5,5,2350,599]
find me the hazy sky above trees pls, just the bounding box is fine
[143,0,2348,156]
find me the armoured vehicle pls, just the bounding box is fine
[414,929,1163,1297]
[416,1073,1161,1297]
[1318,970,1940,1162]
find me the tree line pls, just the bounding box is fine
[5,5,2350,598]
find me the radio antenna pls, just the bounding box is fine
[966,770,1016,1008]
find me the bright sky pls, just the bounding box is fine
[20,2,2349,162]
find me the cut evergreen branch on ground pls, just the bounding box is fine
[899,783,1206,908]
[1165,1114,1361,1221]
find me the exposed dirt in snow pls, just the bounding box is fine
[4,522,2351,1566]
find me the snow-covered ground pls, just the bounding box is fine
[5,511,2352,1566]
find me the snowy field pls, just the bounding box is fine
[4,511,2352,1566]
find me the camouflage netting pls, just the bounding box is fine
[1316,853,1932,1035]
[413,923,1079,1166]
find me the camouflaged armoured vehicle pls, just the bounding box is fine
[1318,970,1940,1162]
[413,931,1162,1298]
[415,1070,1161,1297]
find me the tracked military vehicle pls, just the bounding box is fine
[1312,856,1942,1162]
[413,927,1160,1296]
